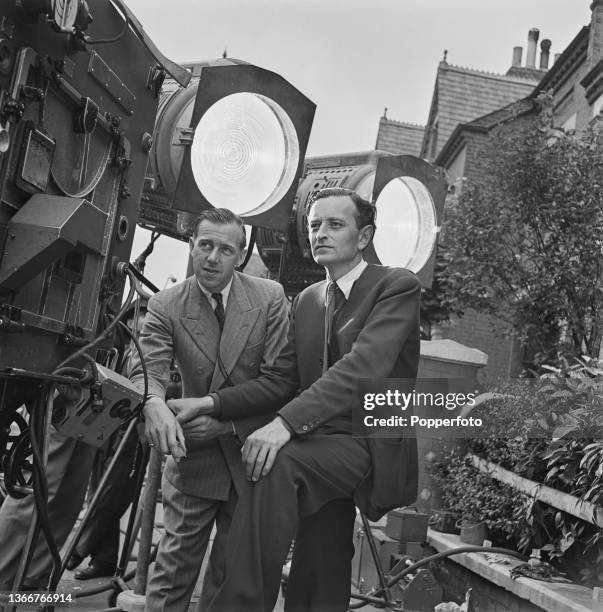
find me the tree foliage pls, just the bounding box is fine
[439,99,603,364]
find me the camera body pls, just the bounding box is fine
[0,0,160,381]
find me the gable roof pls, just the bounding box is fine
[436,97,536,167]
[420,61,544,160]
[374,116,425,155]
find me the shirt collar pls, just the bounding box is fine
[326,259,367,300]
[196,276,233,307]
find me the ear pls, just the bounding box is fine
[358,225,374,250]
[235,247,247,269]
[189,236,195,254]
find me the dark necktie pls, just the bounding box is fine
[322,281,345,372]
[212,292,225,332]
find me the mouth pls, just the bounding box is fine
[203,268,221,274]
[314,245,332,252]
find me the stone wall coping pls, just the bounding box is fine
[427,529,600,612]
[421,339,489,367]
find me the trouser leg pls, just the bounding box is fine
[197,487,238,611]
[285,498,356,612]
[0,429,95,590]
[205,435,370,612]
[76,448,137,565]
[145,477,219,612]
[89,516,120,567]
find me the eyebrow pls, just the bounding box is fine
[309,216,346,224]
[195,237,237,248]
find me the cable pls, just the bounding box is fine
[117,321,148,406]
[54,268,137,372]
[132,232,160,274]
[117,444,149,577]
[26,389,62,591]
[84,4,129,45]
[128,264,160,294]
[347,544,527,609]
[58,418,140,580]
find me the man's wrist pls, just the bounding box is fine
[209,393,221,417]
[276,415,295,436]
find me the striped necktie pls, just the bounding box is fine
[212,292,225,332]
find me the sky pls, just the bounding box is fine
[126,0,590,288]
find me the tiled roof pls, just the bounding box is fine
[375,117,425,155]
[421,61,543,159]
[463,96,536,130]
[436,97,536,167]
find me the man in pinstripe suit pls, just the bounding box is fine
[129,208,296,612]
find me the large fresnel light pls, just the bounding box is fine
[255,152,447,294]
[140,59,315,237]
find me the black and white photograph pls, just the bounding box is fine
[0,1,600,611]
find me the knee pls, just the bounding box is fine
[264,449,296,485]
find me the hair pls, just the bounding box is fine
[191,208,246,249]
[306,187,376,230]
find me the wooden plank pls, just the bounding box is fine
[468,453,603,527]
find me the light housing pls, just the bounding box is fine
[256,151,447,294]
[140,59,315,237]
[364,155,446,287]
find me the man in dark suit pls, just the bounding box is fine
[196,188,421,612]
[129,208,294,612]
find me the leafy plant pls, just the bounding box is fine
[433,449,530,545]
[437,92,603,365]
[435,358,603,585]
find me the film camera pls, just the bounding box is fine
[0,1,189,483]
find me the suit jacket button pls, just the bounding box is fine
[302,425,308,431]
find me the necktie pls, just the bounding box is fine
[322,281,345,372]
[212,292,225,332]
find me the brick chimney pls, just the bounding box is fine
[540,39,551,69]
[526,28,540,68]
[512,46,523,67]
[588,0,603,65]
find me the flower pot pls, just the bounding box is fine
[457,519,488,545]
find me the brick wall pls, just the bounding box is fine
[432,556,545,612]
[438,310,522,385]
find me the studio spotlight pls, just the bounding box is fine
[256,151,446,295]
[140,59,315,238]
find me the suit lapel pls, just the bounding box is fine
[209,273,260,391]
[180,277,221,364]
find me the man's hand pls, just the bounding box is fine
[181,415,231,442]
[143,396,187,461]
[241,417,291,482]
[168,396,215,423]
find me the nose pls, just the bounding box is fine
[206,246,220,263]
[315,221,329,240]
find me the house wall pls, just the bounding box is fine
[436,120,533,384]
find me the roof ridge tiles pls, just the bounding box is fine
[442,62,543,83]
[380,117,425,128]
